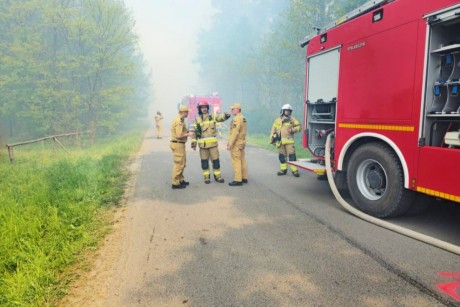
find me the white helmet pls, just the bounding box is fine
[281,103,293,114]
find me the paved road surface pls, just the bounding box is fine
[61,130,460,306]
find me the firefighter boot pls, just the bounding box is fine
[213,168,225,183]
[291,165,300,177]
[204,174,211,184]
[214,175,225,183]
[278,162,287,175]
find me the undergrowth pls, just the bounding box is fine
[0,131,143,306]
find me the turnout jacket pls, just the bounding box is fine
[170,115,188,143]
[270,115,300,145]
[155,114,163,127]
[192,113,229,148]
[228,113,247,148]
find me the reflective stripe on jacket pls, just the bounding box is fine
[270,116,300,144]
[192,113,228,148]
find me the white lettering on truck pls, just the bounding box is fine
[347,42,366,51]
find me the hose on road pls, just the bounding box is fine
[324,133,460,255]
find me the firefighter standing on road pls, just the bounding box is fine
[227,103,248,186]
[270,104,300,177]
[191,101,231,184]
[155,111,163,139]
[170,105,193,189]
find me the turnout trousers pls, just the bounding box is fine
[199,146,222,180]
[278,143,298,172]
[230,144,248,182]
[170,142,186,185]
[156,124,162,138]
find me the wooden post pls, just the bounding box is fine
[7,145,15,164]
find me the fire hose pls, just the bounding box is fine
[324,133,460,255]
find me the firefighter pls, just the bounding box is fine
[170,105,193,189]
[191,101,231,184]
[270,103,301,177]
[227,103,248,186]
[154,111,163,139]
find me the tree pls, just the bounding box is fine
[0,0,150,141]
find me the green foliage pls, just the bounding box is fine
[0,131,142,306]
[0,0,151,141]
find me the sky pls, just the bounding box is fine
[123,0,216,122]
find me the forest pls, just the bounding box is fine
[0,0,150,142]
[0,0,370,143]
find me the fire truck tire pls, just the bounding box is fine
[346,142,415,218]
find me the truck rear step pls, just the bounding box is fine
[288,159,326,175]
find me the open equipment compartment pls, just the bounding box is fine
[424,5,460,148]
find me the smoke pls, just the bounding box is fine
[124,0,216,126]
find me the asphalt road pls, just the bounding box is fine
[63,130,460,306]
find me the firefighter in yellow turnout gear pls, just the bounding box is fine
[170,105,193,189]
[270,104,301,177]
[191,101,231,184]
[154,111,163,139]
[227,103,248,186]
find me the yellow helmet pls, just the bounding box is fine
[230,103,241,110]
[179,105,189,112]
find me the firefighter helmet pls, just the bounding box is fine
[179,105,189,112]
[230,103,241,110]
[281,103,293,114]
[198,100,209,115]
[198,101,209,108]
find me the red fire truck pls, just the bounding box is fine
[291,0,460,218]
[181,93,222,122]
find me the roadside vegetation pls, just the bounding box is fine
[0,131,143,306]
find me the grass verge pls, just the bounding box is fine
[0,131,143,306]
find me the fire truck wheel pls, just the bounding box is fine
[346,142,415,218]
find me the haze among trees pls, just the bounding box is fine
[0,0,367,142]
[0,0,150,142]
[196,0,368,133]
